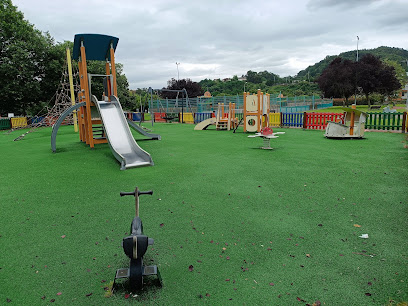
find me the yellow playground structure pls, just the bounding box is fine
[194,89,272,133]
[243,89,270,133]
[194,102,239,131]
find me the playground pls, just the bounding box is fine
[1,121,407,305]
[0,33,407,305]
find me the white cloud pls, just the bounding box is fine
[12,0,408,89]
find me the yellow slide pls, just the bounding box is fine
[194,117,216,130]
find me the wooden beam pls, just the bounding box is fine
[110,46,117,97]
[79,44,94,148]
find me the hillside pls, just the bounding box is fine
[297,46,408,80]
[197,46,408,97]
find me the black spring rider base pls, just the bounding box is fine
[113,187,161,291]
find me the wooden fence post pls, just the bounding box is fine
[303,112,307,129]
[402,112,407,133]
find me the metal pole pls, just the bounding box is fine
[355,36,359,105]
[148,87,154,127]
[176,62,180,81]
[279,91,282,113]
[181,91,184,123]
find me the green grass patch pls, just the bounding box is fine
[310,104,407,114]
[309,106,381,113]
[0,124,407,305]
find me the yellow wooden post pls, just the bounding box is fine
[66,48,78,132]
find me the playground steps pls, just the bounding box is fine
[216,121,228,130]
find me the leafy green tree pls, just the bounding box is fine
[0,0,51,115]
[384,59,407,87]
[40,40,72,105]
[129,89,152,112]
[0,1,131,115]
[85,61,130,108]
[356,54,400,106]
[376,62,402,103]
[246,70,262,84]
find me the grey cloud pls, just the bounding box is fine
[11,0,408,89]
[307,0,382,10]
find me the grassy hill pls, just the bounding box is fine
[197,46,408,97]
[297,46,408,80]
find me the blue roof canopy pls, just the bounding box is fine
[72,34,119,61]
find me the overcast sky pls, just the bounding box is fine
[12,0,408,89]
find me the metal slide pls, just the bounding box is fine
[126,118,161,140]
[94,96,154,170]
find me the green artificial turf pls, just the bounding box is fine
[309,104,407,113]
[0,123,407,305]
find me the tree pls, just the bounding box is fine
[0,1,131,115]
[161,78,204,98]
[128,89,152,112]
[85,61,131,108]
[357,54,401,106]
[0,0,51,115]
[377,63,401,103]
[384,59,407,87]
[317,57,355,106]
[246,70,262,84]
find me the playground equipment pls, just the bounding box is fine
[244,89,270,133]
[325,106,366,139]
[148,87,192,124]
[383,106,397,113]
[194,102,238,130]
[11,48,80,141]
[194,116,216,130]
[51,34,158,170]
[114,187,161,291]
[248,127,285,149]
[215,102,239,130]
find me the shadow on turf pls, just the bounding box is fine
[109,276,162,299]
[325,137,368,140]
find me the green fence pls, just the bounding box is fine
[0,118,11,130]
[150,94,333,113]
[365,112,407,131]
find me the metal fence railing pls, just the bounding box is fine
[149,95,333,113]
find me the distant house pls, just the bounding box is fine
[199,91,212,99]
[221,76,246,82]
[203,91,212,98]
[391,84,408,103]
